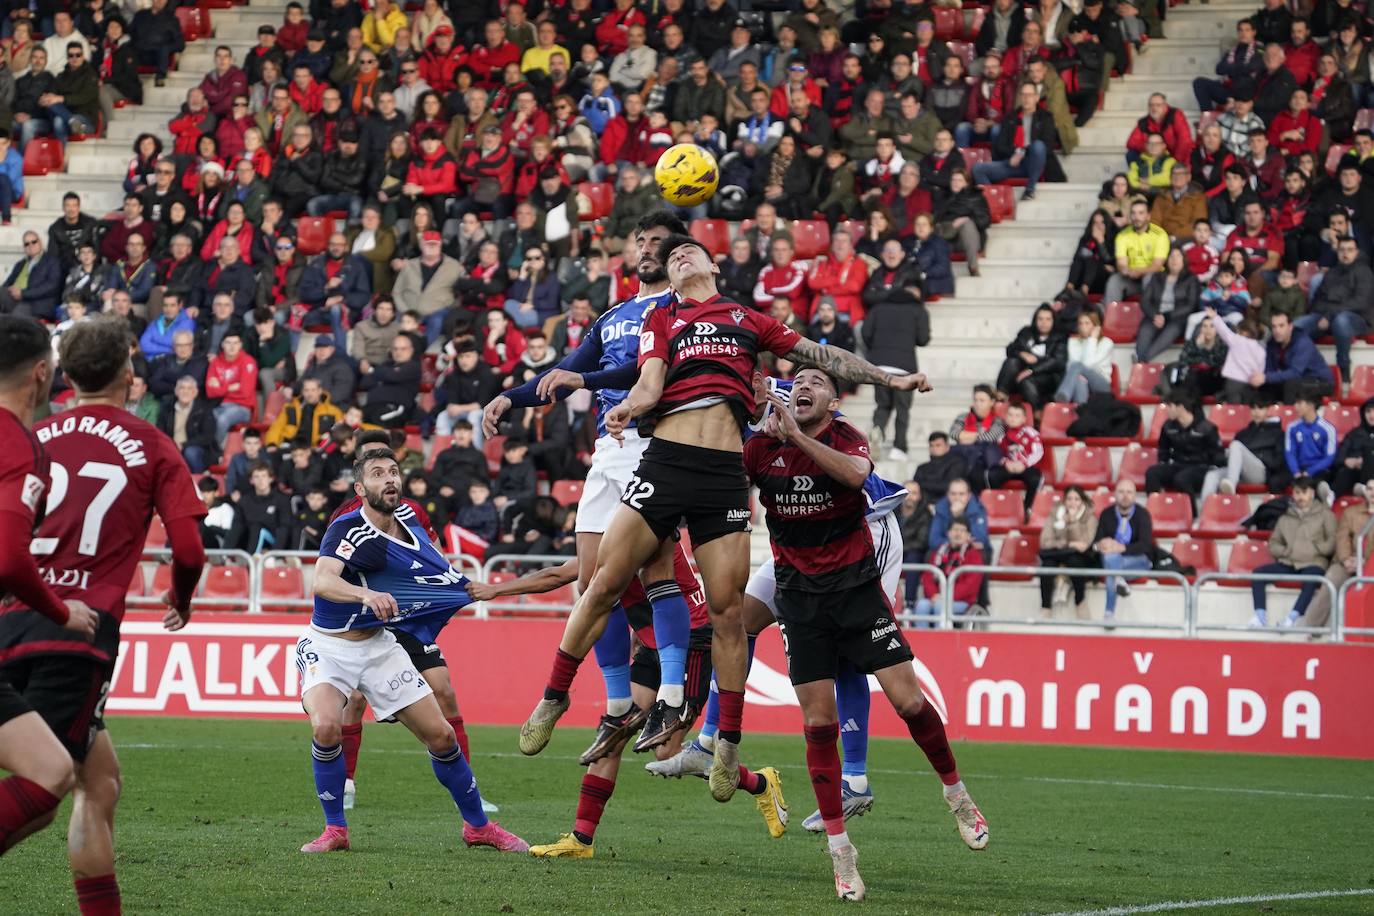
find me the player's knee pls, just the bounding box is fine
[424,724,457,756]
[801,709,840,728]
[433,683,459,716]
[890,692,927,720]
[313,721,343,747]
[77,769,122,811]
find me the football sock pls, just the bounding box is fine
[592,603,632,716]
[446,716,470,762]
[0,774,62,854]
[804,722,845,837]
[544,648,583,702]
[701,635,754,743]
[573,773,615,843]
[340,723,362,781]
[903,702,960,786]
[646,580,690,706]
[311,742,347,828]
[827,831,852,852]
[738,766,766,796]
[716,689,745,745]
[430,743,487,828]
[74,874,121,916]
[835,662,871,781]
[685,640,710,707]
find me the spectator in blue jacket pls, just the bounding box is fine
[0,129,24,224]
[928,477,991,553]
[0,231,63,320]
[578,73,621,137]
[503,247,562,329]
[910,213,954,296]
[297,232,373,335]
[1285,387,1339,500]
[139,291,196,358]
[1254,311,1335,404]
[108,234,157,307]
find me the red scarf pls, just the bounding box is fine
[100,39,115,79]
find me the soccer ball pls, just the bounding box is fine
[654,144,719,208]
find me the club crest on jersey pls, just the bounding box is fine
[730,307,747,325]
[334,541,355,560]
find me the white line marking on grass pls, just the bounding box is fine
[1043,887,1374,915]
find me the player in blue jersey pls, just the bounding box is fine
[297,447,527,854]
[649,376,910,831]
[482,212,700,761]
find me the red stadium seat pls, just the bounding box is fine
[262,387,288,425]
[791,219,830,259]
[577,181,614,220]
[1116,443,1156,489]
[992,530,1039,580]
[981,185,1015,223]
[1124,362,1163,404]
[1091,488,1114,515]
[1146,491,1194,537]
[425,434,452,470]
[201,565,250,609]
[1039,401,1078,445]
[151,563,175,596]
[144,516,167,549]
[1207,402,1251,445]
[483,435,507,476]
[1273,403,1299,429]
[1344,365,1374,405]
[933,7,962,39]
[1196,493,1250,538]
[1355,108,1374,132]
[1035,445,1057,486]
[1026,488,1059,531]
[1326,143,1351,176]
[1060,443,1113,489]
[1222,536,1275,585]
[946,40,974,70]
[1141,406,1168,445]
[1295,260,1320,294]
[1323,403,1360,440]
[525,583,576,608]
[175,5,210,42]
[22,138,63,176]
[259,566,306,612]
[1103,299,1143,343]
[551,479,584,506]
[690,218,732,259]
[295,216,333,256]
[960,146,990,168]
[981,488,1025,534]
[1334,494,1362,517]
[1171,535,1218,579]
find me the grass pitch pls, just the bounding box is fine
[1,717,1371,915]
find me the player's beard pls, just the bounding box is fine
[364,485,400,515]
[636,259,667,284]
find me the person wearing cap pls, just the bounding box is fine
[456,123,516,218]
[308,127,368,220]
[401,127,458,216]
[411,0,454,49]
[708,18,763,84]
[293,28,335,84]
[394,229,462,344]
[244,24,286,87]
[303,333,358,407]
[418,25,466,93]
[361,0,408,54]
[1216,91,1265,160]
[769,60,822,118]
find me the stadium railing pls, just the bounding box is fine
[1336,576,1374,641]
[1194,571,1340,640]
[128,549,256,612]
[479,553,581,618]
[246,550,483,616]
[943,565,1194,634]
[897,564,946,629]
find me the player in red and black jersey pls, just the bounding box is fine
[0,316,100,863]
[743,368,988,903]
[1,317,207,913]
[519,233,931,806]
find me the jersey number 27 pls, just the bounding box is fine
[30,461,129,557]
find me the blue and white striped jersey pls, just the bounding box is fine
[312,503,473,644]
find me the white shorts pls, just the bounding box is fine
[745,513,903,617]
[296,627,433,721]
[575,428,650,534]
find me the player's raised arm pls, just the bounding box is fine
[784,338,934,393]
[312,556,399,621]
[467,559,578,602]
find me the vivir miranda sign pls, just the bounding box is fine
[108,614,1374,759]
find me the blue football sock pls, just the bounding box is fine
[701,633,757,741]
[593,603,632,715]
[835,662,871,780]
[646,580,690,704]
[430,743,488,828]
[311,741,347,827]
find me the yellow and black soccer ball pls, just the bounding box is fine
[654,143,720,208]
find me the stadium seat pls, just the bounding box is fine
[981,185,1015,223]
[1141,406,1167,445]
[1090,488,1114,515]
[145,516,167,549]
[483,435,507,476]
[151,563,175,596]
[175,5,210,41]
[1026,487,1059,531]
[1273,403,1299,429]
[1060,443,1113,488]
[960,146,991,168]
[577,181,614,220]
[1325,143,1351,175]
[295,216,333,256]
[1040,401,1077,445]
[201,565,250,609]
[1123,362,1163,403]
[1103,300,1142,343]
[1345,365,1374,405]
[1116,443,1156,488]
[1295,260,1320,294]
[259,566,306,612]
[946,40,974,70]
[1221,536,1275,585]
[689,219,731,259]
[22,138,63,176]
[551,479,583,506]
[1356,108,1374,132]
[981,488,1025,534]
[1324,403,1360,440]
[933,6,962,39]
[1334,494,1362,517]
[1196,493,1249,538]
[992,530,1039,580]
[1207,402,1250,445]
[1146,491,1194,537]
[964,7,985,39]
[1171,535,1218,579]
[524,583,577,608]
[424,434,452,470]
[791,219,830,259]
[1035,446,1057,486]
[262,387,288,425]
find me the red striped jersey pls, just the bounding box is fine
[638,293,799,430]
[743,418,878,592]
[0,408,51,608]
[620,540,709,646]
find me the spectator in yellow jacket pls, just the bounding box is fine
[361,0,409,53]
[264,377,345,447]
[1128,133,1176,195]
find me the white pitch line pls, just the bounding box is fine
[1042,887,1374,915]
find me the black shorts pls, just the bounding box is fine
[0,611,120,762]
[623,438,751,547]
[391,628,448,673]
[774,578,914,686]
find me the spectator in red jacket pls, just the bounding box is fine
[1126,92,1194,168]
[168,87,216,157]
[214,95,256,161]
[595,0,648,57]
[200,45,249,118]
[914,518,985,625]
[288,63,325,115]
[481,307,526,376]
[470,20,520,89]
[457,124,516,218]
[277,2,309,54]
[984,401,1045,514]
[596,91,647,176]
[418,25,465,94]
[806,229,869,323]
[205,328,259,442]
[769,62,823,118]
[500,88,551,160]
[1284,18,1321,88]
[403,128,458,217]
[753,236,808,311]
[99,194,156,262]
[1267,89,1322,156]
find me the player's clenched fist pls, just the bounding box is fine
[890,373,933,393]
[466,581,497,602]
[61,599,98,641]
[362,589,399,621]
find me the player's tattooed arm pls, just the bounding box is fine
[784,339,933,392]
